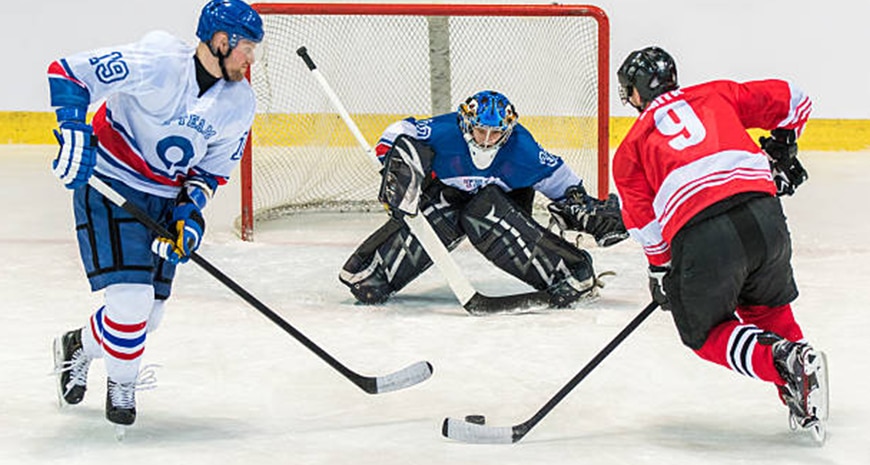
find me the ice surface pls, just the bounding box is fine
[1,146,866,464]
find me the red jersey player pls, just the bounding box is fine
[612,46,828,443]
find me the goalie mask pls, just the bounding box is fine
[458,90,518,170]
[617,46,678,112]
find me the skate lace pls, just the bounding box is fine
[778,343,818,419]
[53,348,91,396]
[109,364,160,409]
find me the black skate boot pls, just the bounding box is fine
[53,328,92,406]
[106,378,137,426]
[547,274,598,308]
[340,254,395,304]
[773,339,829,444]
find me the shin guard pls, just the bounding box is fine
[460,185,594,292]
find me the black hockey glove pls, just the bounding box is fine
[648,264,671,311]
[378,135,434,218]
[759,128,807,196]
[548,184,629,247]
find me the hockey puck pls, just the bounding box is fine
[465,414,486,425]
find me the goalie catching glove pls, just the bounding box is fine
[378,135,435,217]
[151,181,210,264]
[548,184,629,247]
[759,128,807,196]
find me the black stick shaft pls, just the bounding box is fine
[88,177,378,392]
[517,300,659,439]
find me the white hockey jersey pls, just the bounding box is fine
[47,30,255,199]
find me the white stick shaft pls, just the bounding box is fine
[308,68,379,164]
[306,63,476,305]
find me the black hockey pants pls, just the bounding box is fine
[664,194,799,350]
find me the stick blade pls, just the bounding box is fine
[372,361,433,394]
[441,417,516,444]
[464,291,551,316]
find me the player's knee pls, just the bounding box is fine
[104,283,154,322]
[676,319,713,351]
[146,299,166,334]
[339,254,394,304]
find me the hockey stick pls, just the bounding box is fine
[87,176,432,395]
[442,300,659,443]
[296,45,552,316]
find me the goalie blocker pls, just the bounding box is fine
[340,138,597,308]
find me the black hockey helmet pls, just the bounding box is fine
[617,46,678,112]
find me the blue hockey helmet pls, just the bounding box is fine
[457,90,518,149]
[196,0,264,48]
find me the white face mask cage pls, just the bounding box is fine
[463,131,502,170]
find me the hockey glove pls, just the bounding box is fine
[648,264,672,311]
[52,121,97,189]
[151,203,205,264]
[759,128,807,196]
[548,184,629,247]
[378,135,434,217]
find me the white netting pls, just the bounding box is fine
[241,6,606,238]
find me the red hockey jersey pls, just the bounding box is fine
[613,79,812,266]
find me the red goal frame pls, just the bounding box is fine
[242,3,610,241]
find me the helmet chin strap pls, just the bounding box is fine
[208,40,232,81]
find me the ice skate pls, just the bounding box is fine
[52,328,92,407]
[547,270,613,309]
[774,340,829,444]
[106,378,137,440]
[105,365,159,440]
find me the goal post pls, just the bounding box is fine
[241,3,610,241]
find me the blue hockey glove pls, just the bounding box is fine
[52,121,97,189]
[648,264,672,311]
[151,203,205,264]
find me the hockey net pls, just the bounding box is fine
[240,3,610,241]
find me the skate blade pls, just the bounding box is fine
[809,418,826,445]
[51,337,65,409]
[809,352,829,422]
[114,424,128,441]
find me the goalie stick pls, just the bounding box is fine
[296,45,552,316]
[87,176,433,395]
[442,301,658,443]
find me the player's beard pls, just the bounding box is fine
[225,68,245,82]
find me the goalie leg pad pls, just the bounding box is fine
[460,185,595,300]
[340,195,466,304]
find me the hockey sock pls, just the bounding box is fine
[694,320,784,384]
[736,304,804,342]
[93,283,154,384]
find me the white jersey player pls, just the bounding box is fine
[49,0,263,430]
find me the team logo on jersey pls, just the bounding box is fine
[539,149,559,167]
[155,136,195,177]
[414,120,432,139]
[177,114,217,140]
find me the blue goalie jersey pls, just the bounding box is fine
[374,113,582,201]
